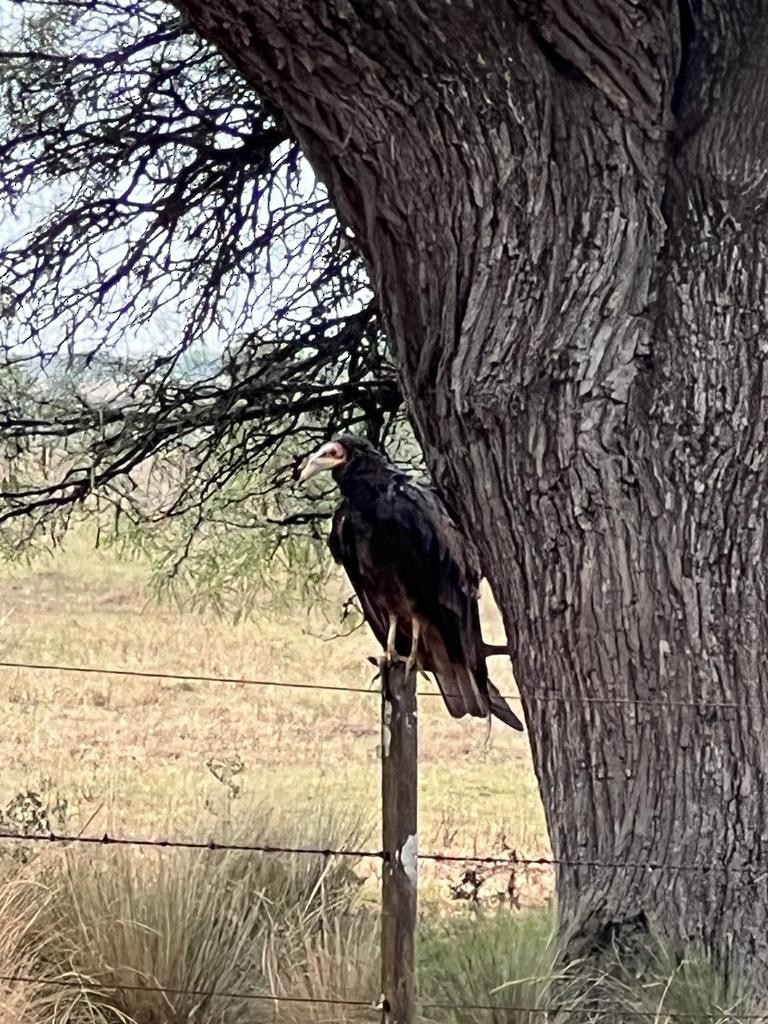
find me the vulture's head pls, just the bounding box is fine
[299,434,385,484]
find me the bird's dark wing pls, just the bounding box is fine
[329,482,523,731]
[378,479,523,731]
[381,480,479,653]
[329,500,391,650]
[328,500,347,566]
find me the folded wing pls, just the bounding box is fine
[328,480,523,731]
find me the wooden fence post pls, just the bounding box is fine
[380,657,418,1024]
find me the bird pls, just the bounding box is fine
[299,434,524,731]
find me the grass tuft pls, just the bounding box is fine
[557,931,768,1024]
[418,907,555,1023]
[27,798,371,1023]
[0,879,56,1024]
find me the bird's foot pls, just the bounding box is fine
[385,646,403,667]
[403,617,421,678]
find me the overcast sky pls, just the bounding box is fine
[0,0,336,376]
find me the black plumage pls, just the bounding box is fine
[299,434,524,731]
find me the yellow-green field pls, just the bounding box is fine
[0,535,750,1024]
[0,531,551,907]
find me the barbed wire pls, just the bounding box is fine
[0,830,382,858]
[0,658,762,1018]
[0,971,762,1019]
[0,658,749,711]
[0,828,760,876]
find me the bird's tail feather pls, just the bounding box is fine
[486,679,525,731]
[433,663,486,718]
[420,623,524,731]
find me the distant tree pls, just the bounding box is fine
[0,0,404,596]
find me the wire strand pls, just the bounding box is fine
[420,997,763,1019]
[0,830,383,859]
[0,971,376,1008]
[0,659,371,695]
[0,658,749,711]
[0,829,761,875]
[0,972,761,1019]
[416,851,766,874]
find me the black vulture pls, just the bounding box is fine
[299,434,524,731]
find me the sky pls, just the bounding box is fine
[0,0,341,377]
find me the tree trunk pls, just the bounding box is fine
[175,0,768,988]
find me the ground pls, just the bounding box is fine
[0,535,748,1023]
[0,531,551,909]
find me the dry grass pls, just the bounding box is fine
[0,530,549,906]
[28,799,371,1024]
[0,536,760,1021]
[0,879,53,1024]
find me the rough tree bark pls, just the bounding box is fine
[173,0,768,989]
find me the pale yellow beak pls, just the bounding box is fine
[298,452,344,483]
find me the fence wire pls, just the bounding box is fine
[0,971,762,1020]
[0,658,757,875]
[0,655,760,1022]
[0,828,760,876]
[0,658,751,711]
[0,970,375,1008]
